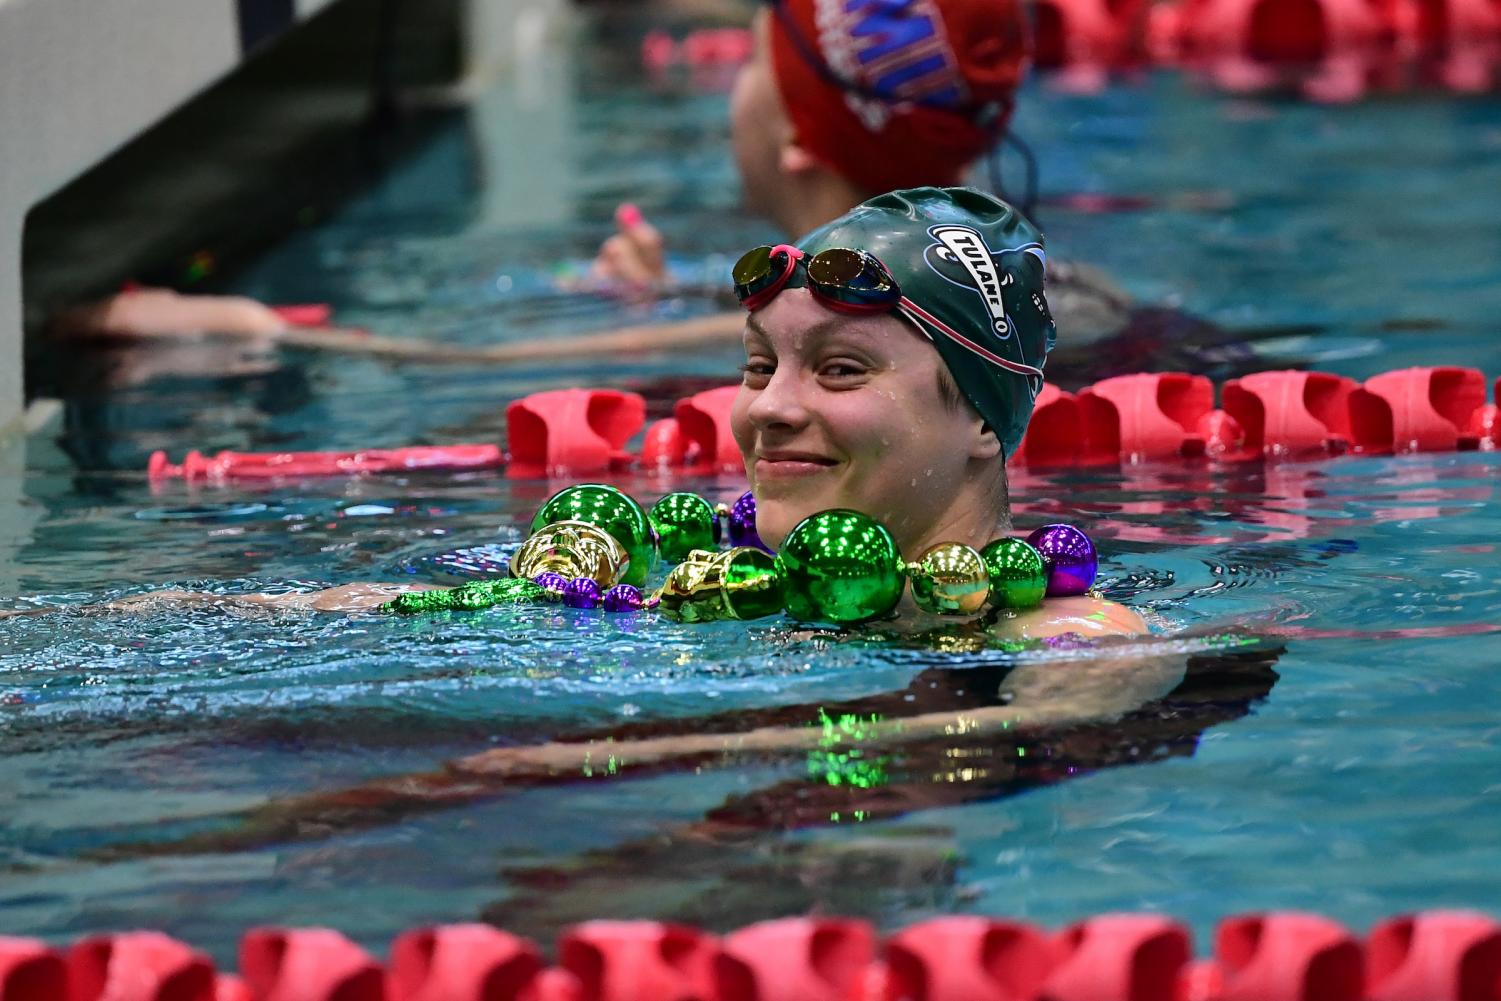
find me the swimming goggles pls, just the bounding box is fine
[732,244,900,314]
[732,243,1046,383]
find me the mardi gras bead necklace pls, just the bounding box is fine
[384,485,760,615]
[383,484,1098,625]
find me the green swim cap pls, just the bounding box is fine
[795,187,1055,456]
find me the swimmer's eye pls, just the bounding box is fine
[740,360,775,385]
[818,359,870,383]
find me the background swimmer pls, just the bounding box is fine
[594,0,1140,343]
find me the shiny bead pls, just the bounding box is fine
[561,577,603,609]
[512,520,630,588]
[649,492,720,562]
[776,509,904,624]
[532,571,568,593]
[726,491,767,552]
[655,547,784,622]
[1025,524,1099,597]
[450,583,497,610]
[602,584,646,612]
[908,542,990,616]
[529,484,656,586]
[384,590,455,614]
[979,537,1047,610]
[719,547,785,620]
[383,578,548,614]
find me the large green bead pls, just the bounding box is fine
[529,484,655,587]
[649,492,721,562]
[776,509,905,624]
[720,547,785,620]
[979,537,1047,610]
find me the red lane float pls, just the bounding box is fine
[1165,0,1388,63]
[1013,383,1085,467]
[144,366,1501,485]
[1012,365,1497,466]
[1046,914,1191,1000]
[0,937,64,1001]
[1348,366,1486,454]
[641,28,753,72]
[215,977,254,1001]
[239,928,385,1001]
[388,924,542,1001]
[268,305,335,329]
[20,912,1501,1001]
[672,386,741,475]
[1078,372,1214,462]
[717,918,874,1001]
[557,922,718,1001]
[1365,911,1501,1001]
[884,917,1056,1001]
[1198,912,1365,1000]
[505,389,646,477]
[1219,370,1356,458]
[1032,0,1131,68]
[67,932,217,1001]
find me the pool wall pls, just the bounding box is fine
[0,0,347,438]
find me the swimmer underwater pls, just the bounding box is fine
[14,187,1141,638]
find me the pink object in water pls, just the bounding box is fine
[506,388,646,477]
[239,928,384,1001]
[67,932,215,1001]
[673,385,741,474]
[269,304,334,327]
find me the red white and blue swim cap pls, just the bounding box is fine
[768,0,1029,194]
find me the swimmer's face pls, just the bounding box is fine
[732,287,1000,555]
[729,11,790,222]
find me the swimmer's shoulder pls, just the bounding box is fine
[990,595,1147,641]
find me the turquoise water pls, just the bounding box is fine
[5,25,1501,962]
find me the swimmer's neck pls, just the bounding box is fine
[771,168,872,240]
[897,489,1013,561]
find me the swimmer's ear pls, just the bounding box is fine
[970,419,1002,461]
[779,143,822,177]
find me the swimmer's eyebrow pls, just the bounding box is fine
[744,313,876,348]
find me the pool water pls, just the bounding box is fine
[5,15,1501,962]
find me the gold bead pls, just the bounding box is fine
[511,520,630,587]
[655,546,783,622]
[908,542,990,616]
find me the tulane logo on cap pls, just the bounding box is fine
[923,225,1046,339]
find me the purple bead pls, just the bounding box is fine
[561,577,603,609]
[602,584,646,613]
[1025,524,1099,597]
[532,571,568,593]
[1043,632,1092,650]
[726,491,768,552]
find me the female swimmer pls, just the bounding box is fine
[61,192,1300,896]
[10,187,1143,641]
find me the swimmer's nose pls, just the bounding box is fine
[745,365,812,434]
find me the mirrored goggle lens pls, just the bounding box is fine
[807,248,900,306]
[732,246,777,300]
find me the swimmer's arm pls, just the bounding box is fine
[3,582,443,618]
[52,288,287,339]
[985,596,1185,721]
[991,595,1148,641]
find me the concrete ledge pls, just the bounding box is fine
[0,0,332,433]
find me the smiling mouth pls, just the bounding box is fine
[755,452,839,477]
